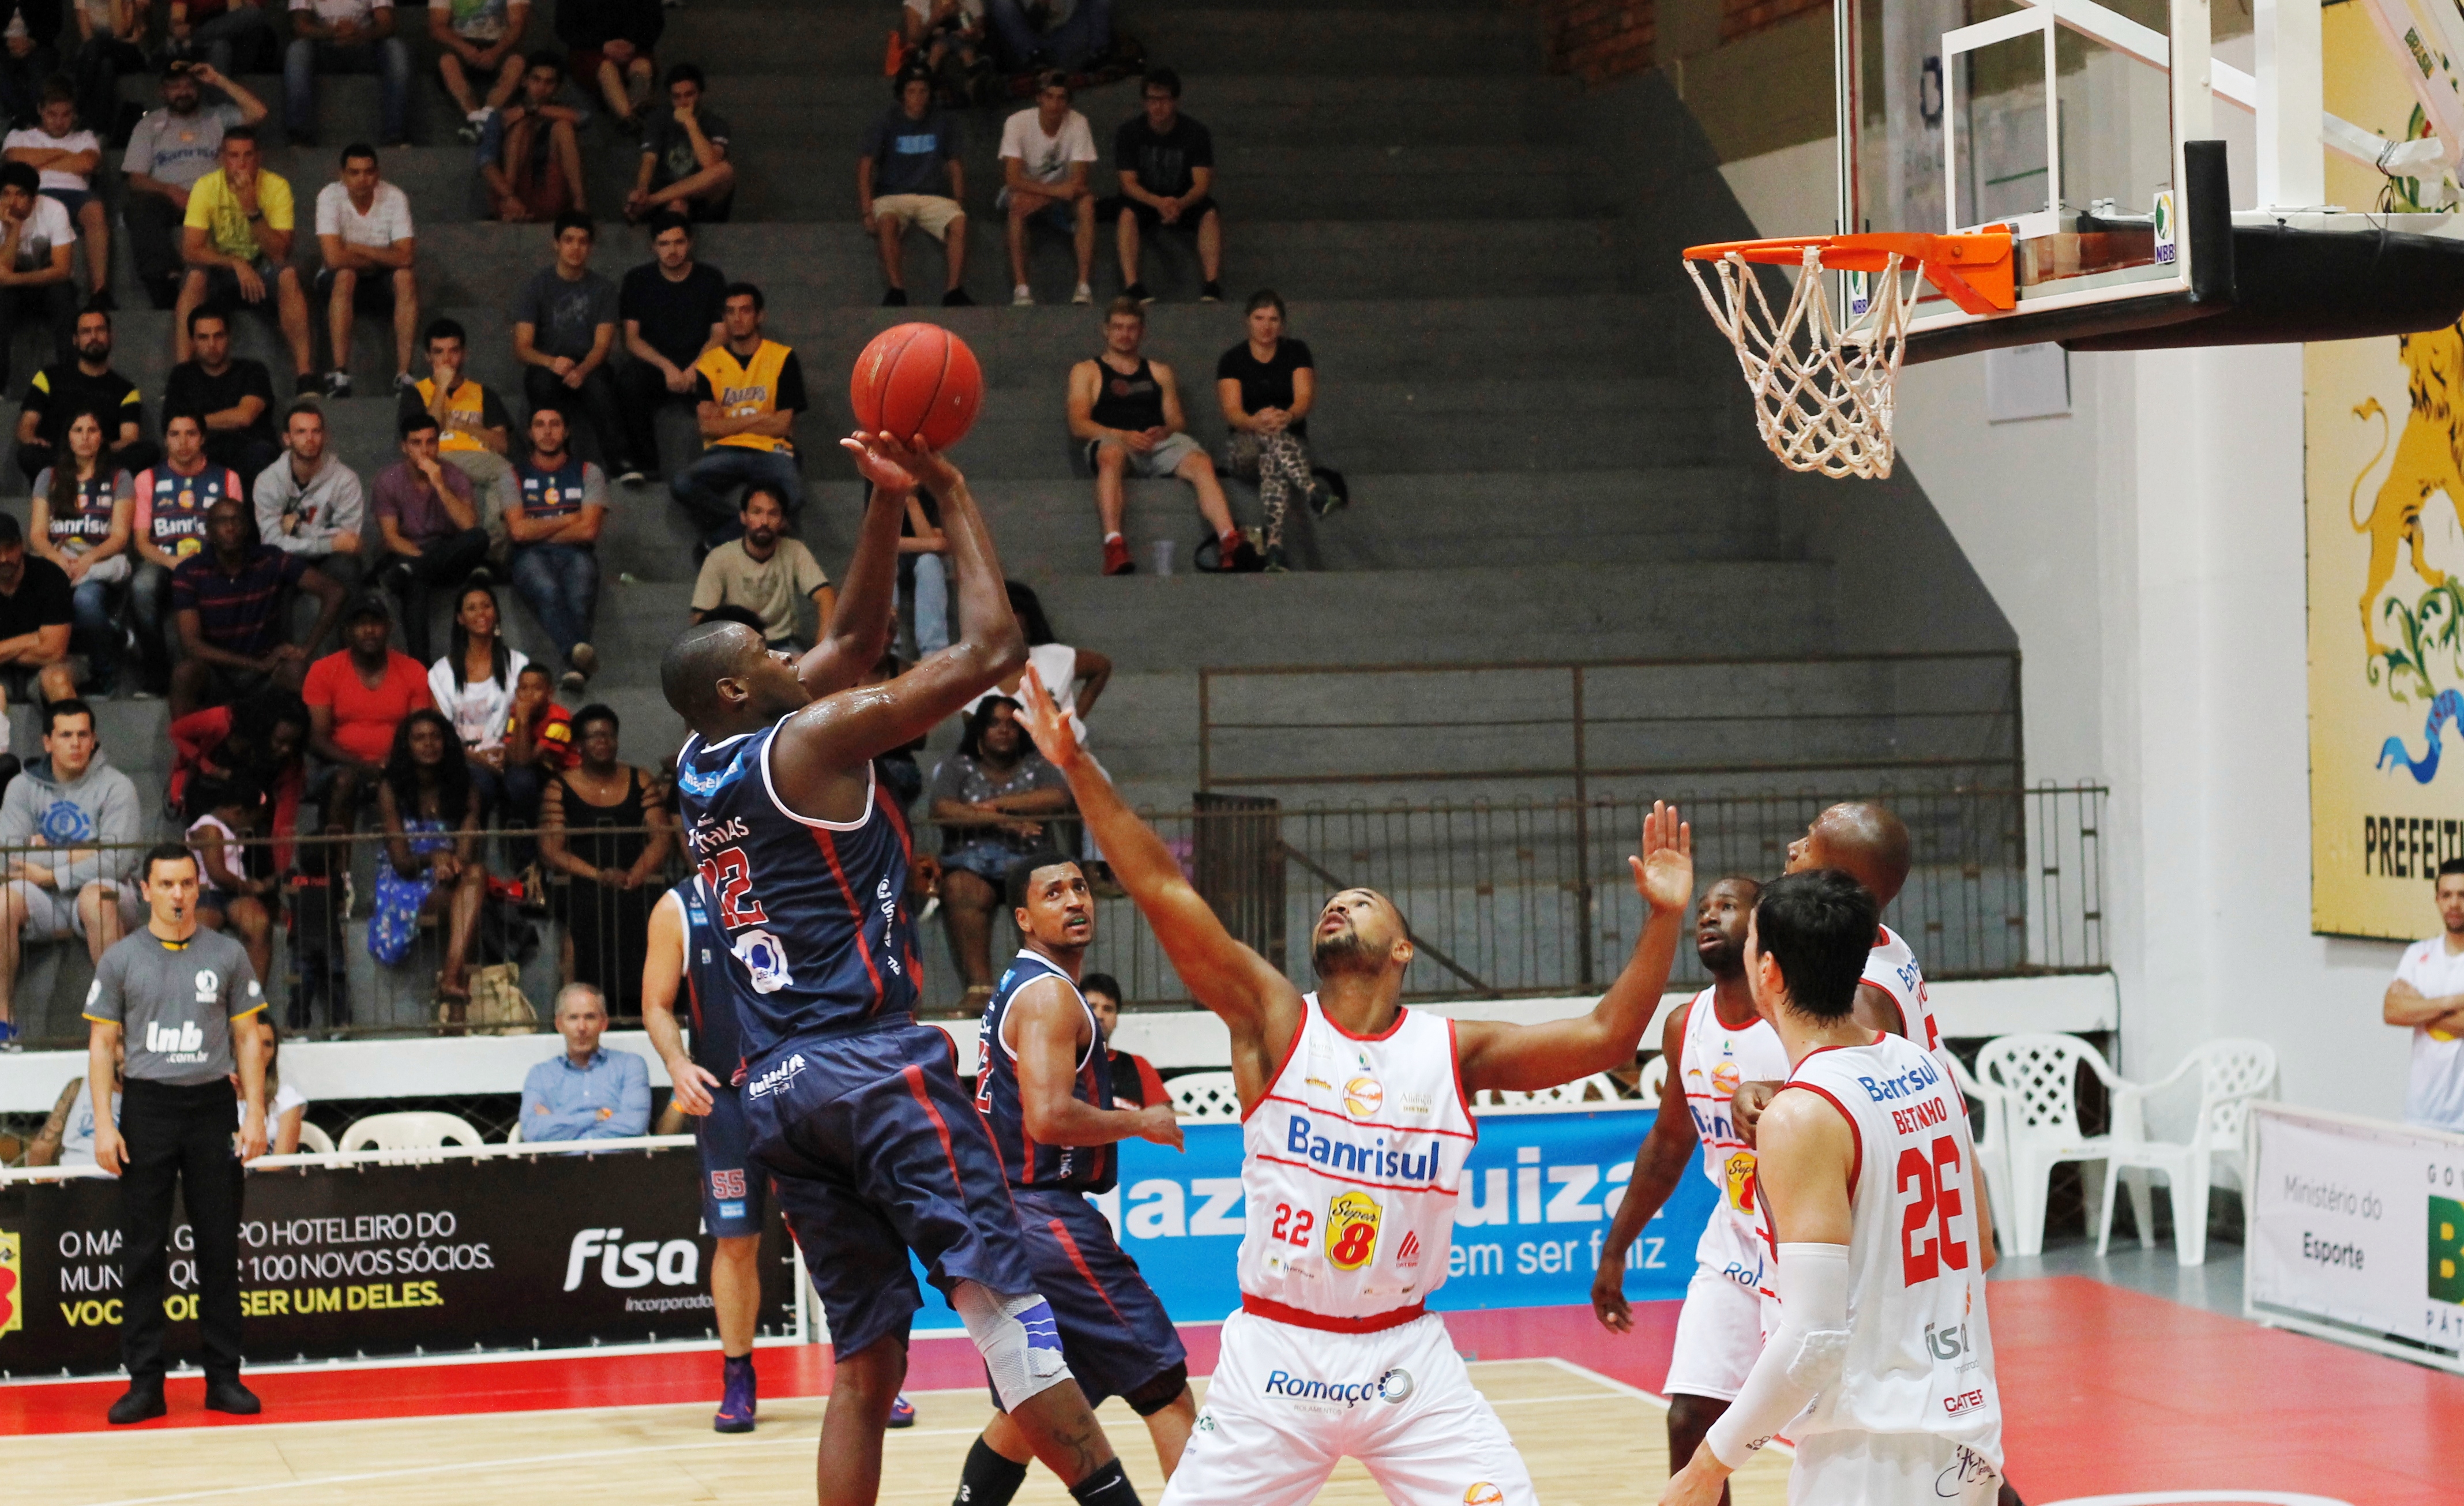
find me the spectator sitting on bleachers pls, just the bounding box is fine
[960,580,1108,742]
[985,0,1112,72]
[512,212,636,477]
[373,411,490,662]
[1103,67,1220,305]
[1069,295,1253,574]
[623,63,731,224]
[132,412,249,696]
[370,705,486,1018]
[302,593,431,832]
[168,308,281,485]
[928,695,1074,1004]
[0,0,61,135]
[426,580,529,818]
[29,406,132,694]
[499,658,571,874]
[186,771,274,986]
[0,511,78,712]
[25,1034,118,1162]
[314,143,418,398]
[671,282,805,551]
[615,211,723,486]
[0,161,79,395]
[170,494,347,717]
[539,703,667,1017]
[998,72,1095,306]
[65,0,144,149]
[251,1015,309,1151]
[480,52,586,223]
[169,690,308,872]
[520,982,648,1139]
[17,307,151,483]
[900,490,947,659]
[1081,971,1166,1106]
[122,62,268,312]
[284,0,410,149]
[429,0,527,141]
[1216,289,1323,574]
[861,69,970,309]
[688,486,831,650]
[175,126,316,395]
[0,697,142,1045]
[508,402,605,696]
[167,0,277,80]
[4,79,110,309]
[558,0,659,129]
[255,398,365,588]
[902,0,987,102]
[399,317,519,526]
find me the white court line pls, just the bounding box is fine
[1531,1354,1798,1458]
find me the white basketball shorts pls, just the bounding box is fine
[1161,1308,1536,1506]
[1662,1264,1768,1403]
[1789,1431,2001,1506]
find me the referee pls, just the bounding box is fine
[86,842,268,1425]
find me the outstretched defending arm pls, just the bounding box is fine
[1013,666,1307,1105]
[1455,804,1693,1095]
[768,434,1028,812]
[797,445,914,698]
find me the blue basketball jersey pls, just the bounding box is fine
[674,876,748,1086]
[974,949,1117,1193]
[676,719,922,1062]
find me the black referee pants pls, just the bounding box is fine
[118,1077,246,1383]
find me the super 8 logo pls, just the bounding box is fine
[0,1229,21,1339]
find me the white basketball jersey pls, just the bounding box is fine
[1676,989,1791,1292]
[1864,925,1951,1075]
[1782,1032,2001,1464]
[1235,994,1478,1323]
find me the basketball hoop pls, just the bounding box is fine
[1682,232,2015,480]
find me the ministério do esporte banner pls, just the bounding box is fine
[0,1144,795,1379]
[913,1107,1714,1329]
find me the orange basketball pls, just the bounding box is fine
[850,322,983,452]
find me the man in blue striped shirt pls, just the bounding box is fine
[521,982,651,1140]
[168,495,344,718]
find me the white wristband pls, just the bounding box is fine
[1703,1242,1851,1469]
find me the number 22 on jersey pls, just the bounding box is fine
[698,848,769,929]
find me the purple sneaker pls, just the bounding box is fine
[713,1354,757,1434]
[888,1394,917,1429]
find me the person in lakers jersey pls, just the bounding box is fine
[673,281,807,551]
[1012,666,1695,1506]
[661,433,1140,1506]
[1591,875,1778,1506]
[1661,870,2003,1506]
[953,855,1194,1506]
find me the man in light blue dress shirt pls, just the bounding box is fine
[521,983,651,1140]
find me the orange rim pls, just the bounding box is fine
[1682,230,2016,317]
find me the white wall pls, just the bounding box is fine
[1716,142,2412,1117]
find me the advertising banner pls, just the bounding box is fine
[0,1144,795,1379]
[2306,1,2464,939]
[2247,1103,2464,1370]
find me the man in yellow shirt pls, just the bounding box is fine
[174,127,314,395]
[671,281,806,554]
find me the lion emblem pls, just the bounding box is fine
[2352,320,2464,660]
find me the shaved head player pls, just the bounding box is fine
[660,433,1139,1506]
[1013,666,1696,1506]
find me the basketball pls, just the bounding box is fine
[850,322,983,452]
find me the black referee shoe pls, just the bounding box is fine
[108,1377,166,1424]
[205,1376,262,1415]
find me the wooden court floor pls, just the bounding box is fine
[10,1359,1793,1506]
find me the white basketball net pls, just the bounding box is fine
[1685,244,1924,480]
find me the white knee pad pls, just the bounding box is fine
[952,1282,1073,1411]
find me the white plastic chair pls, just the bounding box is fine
[505,1121,524,1145]
[2095,1038,2278,1267]
[338,1111,485,1153]
[295,1121,336,1154]
[1971,1033,2131,1257]
[1946,1053,2014,1253]
[1169,1071,1242,1122]
[1475,1072,1627,1109]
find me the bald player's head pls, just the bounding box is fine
[1785,801,1911,906]
[663,620,806,733]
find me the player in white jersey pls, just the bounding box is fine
[1012,667,1697,1506]
[1663,869,2003,1506]
[1592,876,1784,1505]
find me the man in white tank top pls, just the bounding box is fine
[1661,870,2004,1506]
[1592,875,1783,1506]
[1013,667,1698,1506]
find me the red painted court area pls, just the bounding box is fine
[10,1278,2464,1504]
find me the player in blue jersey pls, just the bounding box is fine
[660,432,1139,1506]
[953,855,1193,1506]
[644,874,922,1436]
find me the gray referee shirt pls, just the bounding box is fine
[82,927,264,1087]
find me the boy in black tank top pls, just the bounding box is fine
[1066,298,1257,577]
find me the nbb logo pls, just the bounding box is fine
[0,1229,20,1339]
